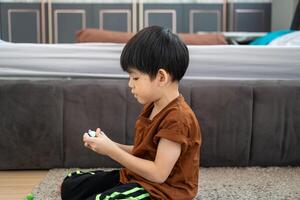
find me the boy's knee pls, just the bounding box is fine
[60,178,72,200]
[61,175,82,200]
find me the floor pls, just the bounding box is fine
[0,170,48,200]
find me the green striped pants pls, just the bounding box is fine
[61,170,151,200]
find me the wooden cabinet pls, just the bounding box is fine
[142,3,182,33]
[183,3,225,33]
[229,3,271,32]
[51,3,133,43]
[50,4,93,43]
[93,3,133,32]
[0,1,133,43]
[0,3,44,43]
[139,1,271,33]
[141,2,224,33]
[0,0,272,43]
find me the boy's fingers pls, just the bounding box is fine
[96,128,101,137]
[83,133,95,143]
[83,133,89,141]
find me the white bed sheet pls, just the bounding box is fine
[0,42,300,80]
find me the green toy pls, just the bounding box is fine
[26,193,34,200]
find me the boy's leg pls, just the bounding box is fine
[61,170,120,200]
[87,182,151,200]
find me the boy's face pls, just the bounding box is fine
[128,68,161,105]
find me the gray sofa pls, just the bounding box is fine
[1,78,299,170]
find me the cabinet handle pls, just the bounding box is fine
[223,0,227,32]
[139,0,144,31]
[41,0,46,43]
[48,0,53,44]
[132,0,137,33]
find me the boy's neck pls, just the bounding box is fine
[150,84,180,120]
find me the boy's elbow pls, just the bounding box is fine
[155,177,167,184]
[151,173,168,184]
[144,164,169,183]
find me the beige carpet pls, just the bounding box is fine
[31,167,300,200]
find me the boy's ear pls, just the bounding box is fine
[156,69,170,85]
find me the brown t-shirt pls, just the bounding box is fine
[120,95,201,200]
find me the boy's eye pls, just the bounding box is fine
[133,77,139,81]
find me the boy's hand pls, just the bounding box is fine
[83,128,117,156]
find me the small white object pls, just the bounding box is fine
[88,129,96,137]
[87,129,105,137]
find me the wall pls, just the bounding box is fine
[272,0,299,31]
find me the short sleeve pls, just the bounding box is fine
[153,120,189,153]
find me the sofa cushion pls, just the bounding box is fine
[0,81,64,169]
[76,29,134,43]
[190,80,253,167]
[75,29,228,45]
[251,81,300,166]
[63,79,129,168]
[178,33,228,45]
[125,88,142,145]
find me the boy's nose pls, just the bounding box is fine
[128,79,133,88]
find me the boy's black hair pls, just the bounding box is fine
[120,26,189,81]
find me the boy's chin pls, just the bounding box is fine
[135,96,148,105]
[136,98,145,104]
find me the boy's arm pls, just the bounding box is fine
[114,142,134,154]
[84,131,181,183]
[110,138,181,183]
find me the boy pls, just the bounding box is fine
[61,26,201,200]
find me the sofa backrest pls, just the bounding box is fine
[0,78,299,169]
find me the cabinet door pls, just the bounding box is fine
[0,3,2,40]
[142,3,183,33]
[51,4,93,43]
[183,3,224,33]
[93,3,133,32]
[229,3,271,32]
[0,3,42,43]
